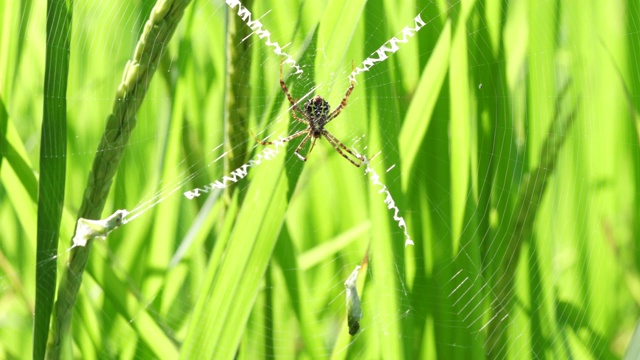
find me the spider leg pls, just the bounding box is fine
[252,129,309,146]
[280,58,306,116]
[294,133,317,162]
[322,130,363,167]
[290,99,308,125]
[327,60,356,123]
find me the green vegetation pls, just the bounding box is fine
[0,0,638,359]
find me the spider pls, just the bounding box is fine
[252,59,364,167]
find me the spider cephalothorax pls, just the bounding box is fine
[253,60,363,167]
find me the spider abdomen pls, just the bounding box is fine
[305,95,331,132]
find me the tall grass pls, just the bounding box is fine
[34,1,71,359]
[0,0,638,359]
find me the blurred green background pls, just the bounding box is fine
[1,0,639,359]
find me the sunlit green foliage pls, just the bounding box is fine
[0,0,638,359]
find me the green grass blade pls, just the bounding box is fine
[273,229,325,358]
[448,0,474,253]
[180,156,290,359]
[33,1,72,358]
[0,98,37,202]
[225,0,253,175]
[525,1,559,357]
[0,88,6,171]
[399,21,451,190]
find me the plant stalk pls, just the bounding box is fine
[46,1,192,358]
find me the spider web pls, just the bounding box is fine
[1,0,639,359]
